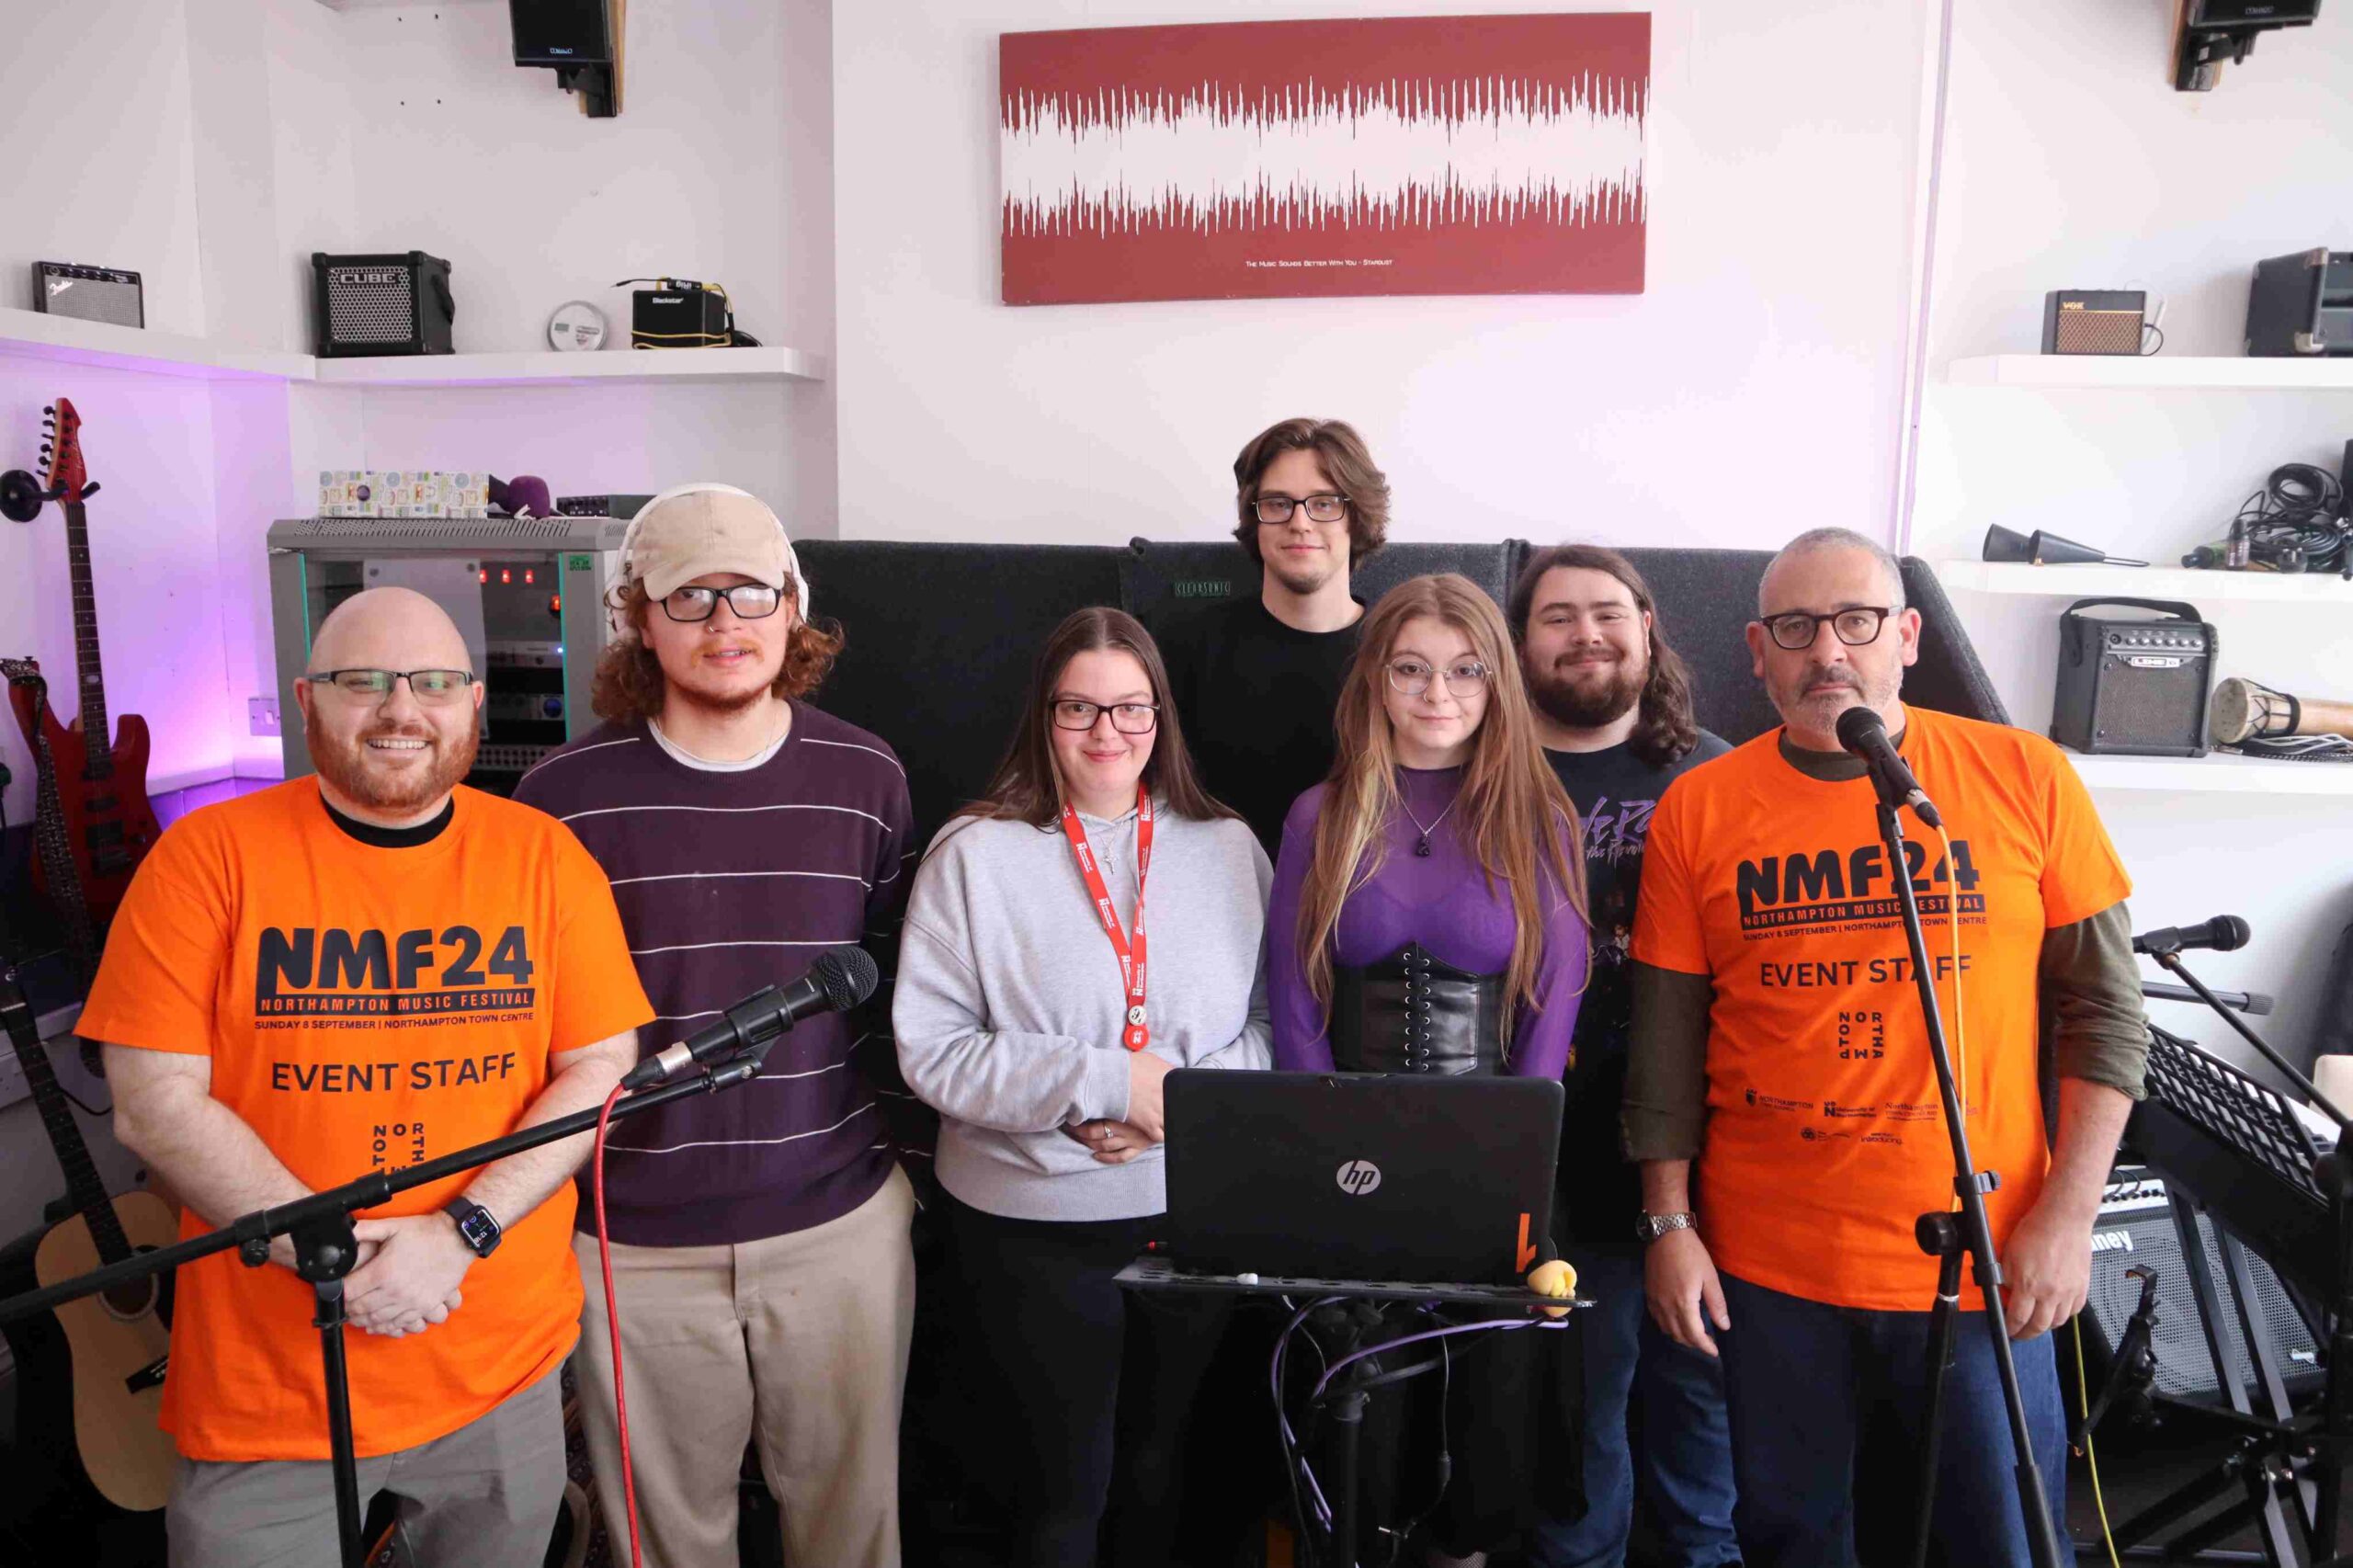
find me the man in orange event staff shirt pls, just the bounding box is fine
[1623,528,2149,1567]
[79,587,652,1568]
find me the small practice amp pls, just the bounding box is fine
[2082,1169,2322,1409]
[2050,597,2215,757]
[312,252,455,358]
[2042,290,2146,356]
[2246,248,2353,357]
[629,280,732,348]
[33,262,144,328]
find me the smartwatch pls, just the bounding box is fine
[1634,1210,1698,1244]
[442,1196,504,1259]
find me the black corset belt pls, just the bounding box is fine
[1329,942,1506,1075]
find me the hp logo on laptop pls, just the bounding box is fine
[1336,1159,1382,1197]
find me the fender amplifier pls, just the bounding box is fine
[2083,1169,2322,1408]
[312,251,455,358]
[2051,597,2215,757]
[33,262,144,328]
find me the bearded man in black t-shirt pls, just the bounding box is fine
[1512,544,1740,1568]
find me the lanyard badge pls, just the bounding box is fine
[1058,785,1154,1051]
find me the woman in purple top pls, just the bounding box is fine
[1269,573,1589,1080]
[1267,574,1592,1566]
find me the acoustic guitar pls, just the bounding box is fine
[0,657,176,1513]
[4,398,160,926]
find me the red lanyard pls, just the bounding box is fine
[1058,785,1154,1052]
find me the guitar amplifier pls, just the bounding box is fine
[311,251,455,358]
[2042,290,2146,356]
[33,262,144,328]
[2051,597,2215,757]
[2083,1169,2323,1408]
[2246,248,2353,358]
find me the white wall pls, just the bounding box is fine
[1911,0,2353,1074]
[834,0,1932,549]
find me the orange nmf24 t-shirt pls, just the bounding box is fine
[76,781,653,1460]
[1631,708,2131,1313]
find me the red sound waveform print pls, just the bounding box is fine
[999,15,1650,306]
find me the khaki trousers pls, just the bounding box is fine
[167,1361,565,1568]
[572,1166,915,1568]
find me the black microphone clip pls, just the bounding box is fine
[1834,705,1943,830]
[620,947,881,1092]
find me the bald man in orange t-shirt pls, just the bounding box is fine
[1621,529,2147,1568]
[81,588,652,1568]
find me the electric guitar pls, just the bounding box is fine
[0,936,177,1512]
[5,398,160,926]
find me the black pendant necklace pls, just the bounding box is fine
[1398,789,1459,858]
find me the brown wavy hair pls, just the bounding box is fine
[1296,574,1586,1048]
[1230,417,1391,567]
[955,608,1234,829]
[590,574,841,722]
[1508,544,1704,768]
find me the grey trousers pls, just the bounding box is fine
[166,1361,567,1568]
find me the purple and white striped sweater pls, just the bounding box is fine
[512,704,915,1246]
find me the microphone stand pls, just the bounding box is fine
[1860,789,2064,1568]
[0,1052,771,1568]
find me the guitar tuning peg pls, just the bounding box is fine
[42,404,54,415]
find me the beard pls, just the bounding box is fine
[1528,652,1646,730]
[309,716,478,814]
[664,672,773,719]
[1265,550,1340,598]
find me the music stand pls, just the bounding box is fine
[0,1056,774,1568]
[1116,1257,1580,1567]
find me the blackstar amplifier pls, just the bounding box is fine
[2051,598,2215,757]
[33,262,144,328]
[2246,248,2353,357]
[311,251,455,358]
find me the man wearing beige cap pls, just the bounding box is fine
[515,484,917,1568]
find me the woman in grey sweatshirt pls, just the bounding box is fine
[895,608,1270,1568]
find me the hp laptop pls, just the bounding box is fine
[1160,1070,1564,1288]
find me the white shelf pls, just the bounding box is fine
[2067,753,2353,797]
[0,307,310,381]
[312,347,824,387]
[1947,354,2353,390]
[1935,560,2352,604]
[0,309,826,388]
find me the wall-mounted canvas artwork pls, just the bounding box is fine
[999,13,1650,306]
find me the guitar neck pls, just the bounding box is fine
[60,501,114,777]
[0,960,131,1265]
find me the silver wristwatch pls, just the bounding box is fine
[1634,1210,1697,1244]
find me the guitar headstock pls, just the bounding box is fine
[40,398,88,504]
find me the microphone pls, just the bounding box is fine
[2131,915,2251,957]
[620,946,880,1091]
[1833,706,1943,829]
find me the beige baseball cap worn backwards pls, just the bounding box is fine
[624,484,810,612]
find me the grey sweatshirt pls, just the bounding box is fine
[894,801,1274,1221]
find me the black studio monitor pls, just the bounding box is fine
[509,0,611,66]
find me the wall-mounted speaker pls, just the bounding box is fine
[510,0,619,117]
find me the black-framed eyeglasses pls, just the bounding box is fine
[1051,699,1160,734]
[1253,493,1349,526]
[1757,607,1897,652]
[661,583,784,622]
[303,668,475,705]
[1386,658,1490,698]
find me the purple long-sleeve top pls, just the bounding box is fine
[1267,767,1589,1079]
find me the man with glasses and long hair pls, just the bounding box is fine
[513,485,917,1568]
[78,587,652,1566]
[1623,528,2147,1566]
[1156,417,1391,853]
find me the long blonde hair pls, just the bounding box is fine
[1297,574,1587,1042]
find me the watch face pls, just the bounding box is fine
[457,1209,498,1253]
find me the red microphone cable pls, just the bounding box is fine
[593,1082,643,1566]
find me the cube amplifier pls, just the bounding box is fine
[312,251,456,358]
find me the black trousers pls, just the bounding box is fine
[939,1187,1232,1568]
